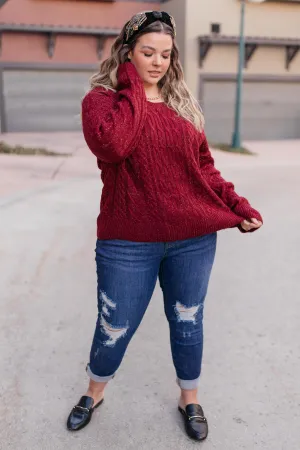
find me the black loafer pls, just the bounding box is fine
[178,404,208,441]
[67,395,104,431]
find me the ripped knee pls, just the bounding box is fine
[100,291,116,317]
[174,301,201,324]
[99,290,128,347]
[100,316,128,347]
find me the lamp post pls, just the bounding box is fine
[231,0,266,149]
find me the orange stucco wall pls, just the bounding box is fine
[0,0,161,64]
[1,33,115,63]
[0,0,160,28]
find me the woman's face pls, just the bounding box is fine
[128,32,173,87]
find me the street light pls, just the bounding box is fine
[231,0,266,149]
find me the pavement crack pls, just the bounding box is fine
[50,157,68,180]
[50,145,80,180]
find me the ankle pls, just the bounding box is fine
[86,380,107,399]
[179,390,199,408]
[86,389,104,399]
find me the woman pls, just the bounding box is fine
[67,11,262,441]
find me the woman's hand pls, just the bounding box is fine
[240,218,263,232]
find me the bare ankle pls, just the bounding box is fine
[88,380,107,394]
[86,389,104,403]
[179,388,199,408]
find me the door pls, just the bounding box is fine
[201,79,300,142]
[3,70,93,132]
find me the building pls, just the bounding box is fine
[1,0,300,141]
[166,0,300,141]
[0,0,162,133]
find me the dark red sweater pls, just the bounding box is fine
[82,62,262,242]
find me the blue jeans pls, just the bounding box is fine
[87,233,217,390]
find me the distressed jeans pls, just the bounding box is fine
[86,233,217,390]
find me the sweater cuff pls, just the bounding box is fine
[233,203,263,223]
[234,204,263,233]
[117,62,145,96]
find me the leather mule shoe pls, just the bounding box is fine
[178,404,208,441]
[67,395,104,431]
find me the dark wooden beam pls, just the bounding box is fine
[245,43,257,68]
[0,0,9,7]
[97,36,107,60]
[0,68,6,133]
[0,24,120,37]
[286,45,299,70]
[199,35,300,70]
[47,33,56,58]
[0,62,98,70]
[199,40,212,67]
[199,35,300,47]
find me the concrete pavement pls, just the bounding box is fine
[0,132,97,200]
[0,134,299,450]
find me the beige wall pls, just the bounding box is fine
[166,0,300,95]
[203,46,300,75]
[164,0,187,68]
[186,0,300,38]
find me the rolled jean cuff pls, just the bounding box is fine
[177,377,200,390]
[86,364,115,383]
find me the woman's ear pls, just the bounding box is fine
[127,50,132,61]
[120,46,131,64]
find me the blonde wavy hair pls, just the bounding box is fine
[90,15,204,132]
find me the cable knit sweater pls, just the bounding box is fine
[82,62,262,242]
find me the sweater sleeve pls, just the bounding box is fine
[82,62,147,164]
[199,132,263,225]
